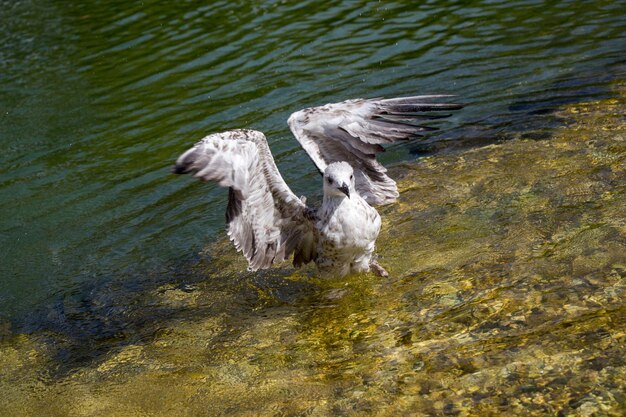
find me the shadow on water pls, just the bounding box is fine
[410,59,626,156]
[10,251,323,378]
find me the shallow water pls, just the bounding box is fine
[2,79,624,417]
[1,1,626,415]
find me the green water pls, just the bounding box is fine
[1,1,625,415]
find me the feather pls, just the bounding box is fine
[173,94,462,273]
[173,129,317,270]
[288,96,463,205]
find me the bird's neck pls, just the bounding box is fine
[323,193,347,205]
[322,193,355,215]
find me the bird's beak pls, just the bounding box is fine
[339,183,350,198]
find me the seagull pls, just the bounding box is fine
[173,95,462,277]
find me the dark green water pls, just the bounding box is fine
[1,0,624,338]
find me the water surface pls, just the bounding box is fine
[0,1,625,415]
[2,0,625,319]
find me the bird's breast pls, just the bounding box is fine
[318,198,380,249]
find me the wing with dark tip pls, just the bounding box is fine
[173,129,317,270]
[288,95,462,205]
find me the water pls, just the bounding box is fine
[0,1,625,415]
[1,0,624,320]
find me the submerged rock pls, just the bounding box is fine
[1,88,624,416]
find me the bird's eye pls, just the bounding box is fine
[350,174,353,180]
[327,177,333,184]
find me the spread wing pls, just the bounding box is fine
[288,95,462,205]
[173,129,317,271]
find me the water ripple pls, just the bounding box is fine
[0,0,625,319]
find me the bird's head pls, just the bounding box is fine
[323,162,355,199]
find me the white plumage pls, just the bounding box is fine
[173,95,461,276]
[315,161,382,276]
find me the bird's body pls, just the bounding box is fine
[315,162,382,276]
[316,195,381,276]
[173,95,462,277]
